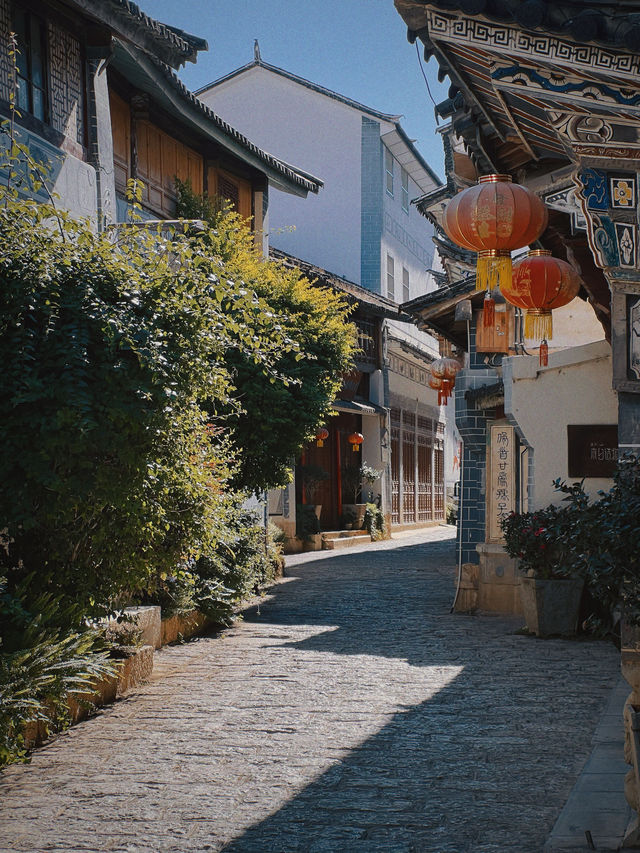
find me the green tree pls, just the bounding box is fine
[176,180,357,492]
[0,189,297,615]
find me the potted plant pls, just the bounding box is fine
[550,455,640,639]
[297,463,329,519]
[341,462,382,529]
[500,503,584,637]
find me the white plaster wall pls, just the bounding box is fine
[361,414,385,504]
[503,340,616,508]
[539,297,606,351]
[9,126,98,226]
[199,67,363,282]
[381,166,437,300]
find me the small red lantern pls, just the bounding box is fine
[443,175,548,293]
[347,432,364,452]
[502,249,581,360]
[431,357,462,406]
[429,374,445,406]
[316,428,329,448]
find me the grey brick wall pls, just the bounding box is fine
[455,361,501,565]
[360,117,383,293]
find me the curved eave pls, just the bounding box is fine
[68,0,206,68]
[196,59,403,124]
[115,43,322,197]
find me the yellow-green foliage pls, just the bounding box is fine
[176,181,357,492]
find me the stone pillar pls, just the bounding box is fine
[86,48,117,229]
[454,363,500,565]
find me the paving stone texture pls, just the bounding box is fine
[0,528,621,853]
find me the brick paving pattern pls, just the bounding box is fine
[0,528,620,853]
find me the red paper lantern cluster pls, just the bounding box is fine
[443,176,582,364]
[430,357,462,406]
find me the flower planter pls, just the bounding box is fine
[341,503,367,530]
[519,576,584,637]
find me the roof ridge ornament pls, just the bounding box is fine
[254,39,262,62]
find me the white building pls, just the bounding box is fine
[198,53,459,533]
[196,52,441,303]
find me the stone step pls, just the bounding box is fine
[322,528,367,538]
[321,532,371,550]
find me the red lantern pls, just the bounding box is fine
[316,428,329,448]
[443,175,548,293]
[502,249,581,343]
[431,357,462,406]
[429,374,445,406]
[347,432,364,452]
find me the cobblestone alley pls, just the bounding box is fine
[0,528,621,853]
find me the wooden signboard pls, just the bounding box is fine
[567,425,618,478]
[475,306,514,354]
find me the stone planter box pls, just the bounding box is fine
[519,576,584,637]
[341,503,367,530]
[161,610,210,645]
[22,644,154,749]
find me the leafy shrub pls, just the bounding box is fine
[364,502,387,541]
[552,454,640,628]
[176,178,357,493]
[0,575,116,767]
[500,505,574,579]
[296,504,321,540]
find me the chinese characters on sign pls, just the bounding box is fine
[488,425,516,541]
[567,425,619,478]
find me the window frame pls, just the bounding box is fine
[13,7,49,125]
[385,147,394,197]
[402,266,410,302]
[386,253,395,300]
[401,167,410,213]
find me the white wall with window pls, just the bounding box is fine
[381,143,437,303]
[386,254,395,300]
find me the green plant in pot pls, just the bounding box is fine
[298,464,329,509]
[341,462,382,529]
[341,462,382,504]
[500,504,584,637]
[550,454,640,643]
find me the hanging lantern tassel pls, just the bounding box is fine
[477,250,512,292]
[483,290,495,328]
[539,339,549,367]
[524,308,552,341]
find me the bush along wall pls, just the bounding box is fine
[0,151,355,766]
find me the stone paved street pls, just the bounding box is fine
[0,528,621,853]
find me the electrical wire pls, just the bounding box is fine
[415,41,438,113]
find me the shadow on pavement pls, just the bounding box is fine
[220,539,617,852]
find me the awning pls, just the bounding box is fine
[332,400,387,417]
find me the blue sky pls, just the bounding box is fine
[140,0,450,179]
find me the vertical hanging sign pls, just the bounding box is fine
[488,424,516,541]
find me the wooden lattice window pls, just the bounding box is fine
[14,8,48,123]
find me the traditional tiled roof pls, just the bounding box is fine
[114,42,323,196]
[198,59,442,190]
[270,249,411,321]
[71,0,207,68]
[197,59,402,123]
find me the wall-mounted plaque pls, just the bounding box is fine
[567,425,619,478]
[488,424,516,542]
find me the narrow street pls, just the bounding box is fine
[0,528,620,853]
